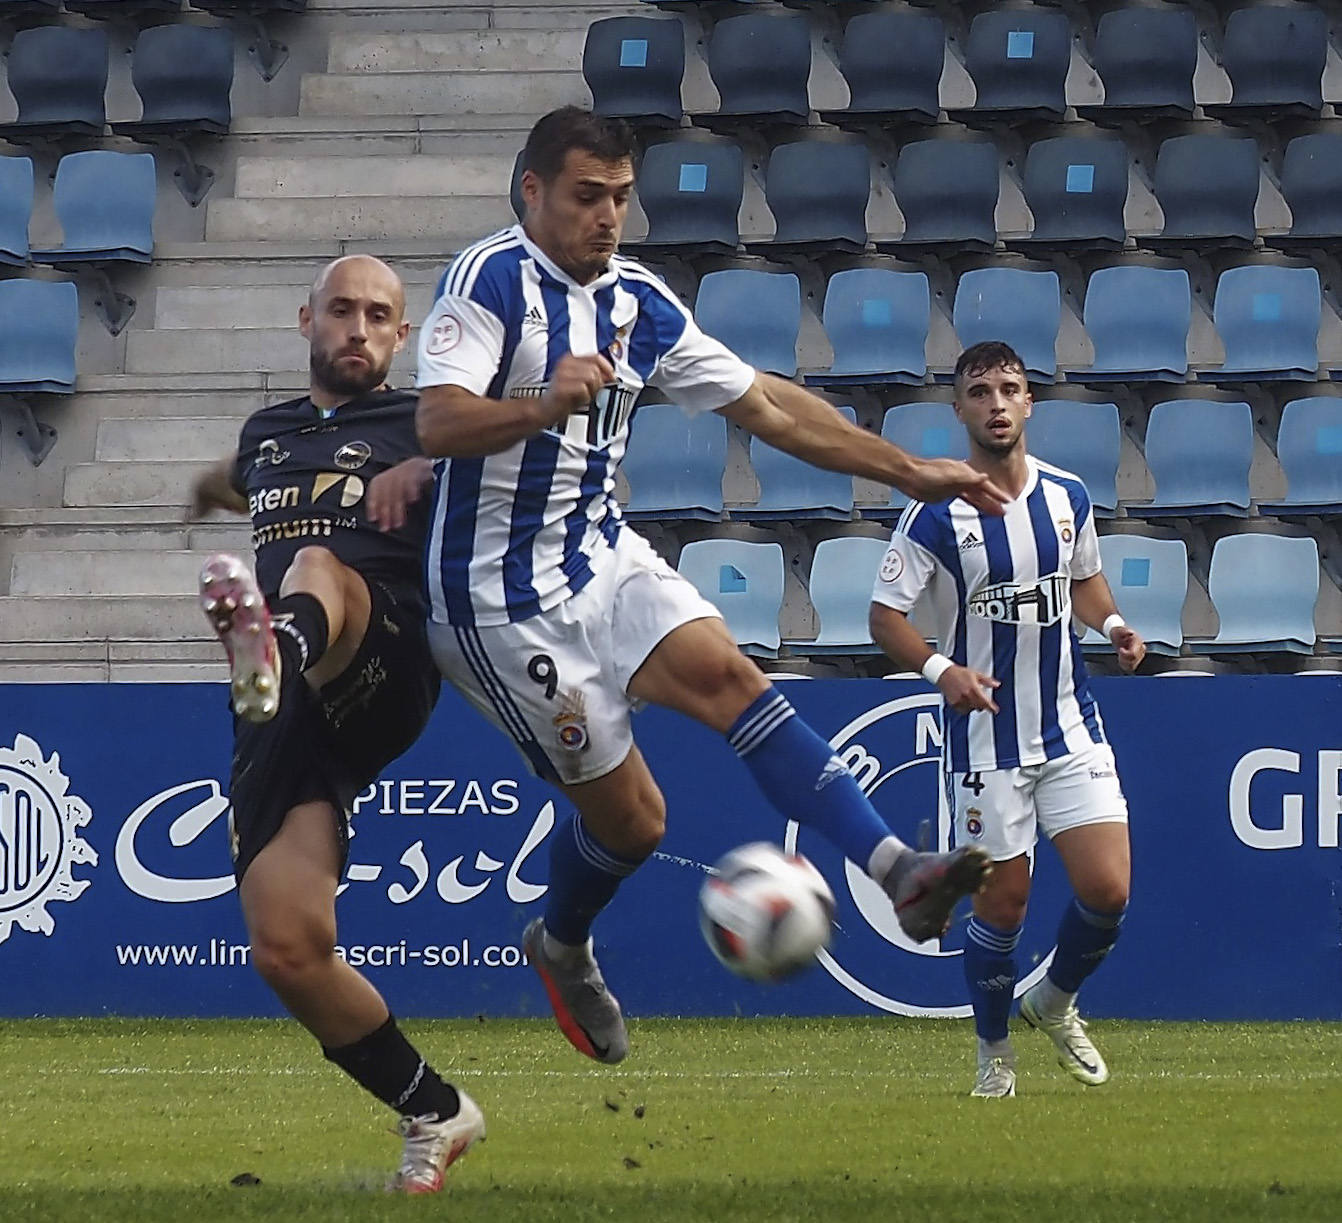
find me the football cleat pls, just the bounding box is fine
[523,917,629,1064]
[882,846,992,942]
[971,1056,1017,1098]
[388,1092,486,1194]
[1019,986,1110,1086]
[199,553,281,724]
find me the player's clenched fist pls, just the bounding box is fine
[538,353,616,426]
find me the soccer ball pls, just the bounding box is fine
[698,842,836,982]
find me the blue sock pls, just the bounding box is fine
[963,916,1021,1042]
[1049,899,1126,994]
[727,689,897,871]
[543,813,648,946]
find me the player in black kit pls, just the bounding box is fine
[189,255,484,1192]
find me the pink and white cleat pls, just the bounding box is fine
[389,1093,487,1193]
[199,553,281,723]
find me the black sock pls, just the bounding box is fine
[323,1015,460,1120]
[269,592,330,676]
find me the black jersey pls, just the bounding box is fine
[231,389,428,605]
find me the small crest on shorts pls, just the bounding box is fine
[553,689,590,753]
[965,807,984,839]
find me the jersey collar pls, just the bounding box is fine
[514,224,620,292]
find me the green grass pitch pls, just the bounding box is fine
[2,1017,1339,1223]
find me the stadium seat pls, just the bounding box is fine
[748,140,870,254]
[1203,3,1327,121]
[1273,133,1342,249]
[794,536,891,654]
[1202,264,1320,383]
[0,27,108,142]
[0,157,34,267]
[583,16,684,127]
[622,403,726,521]
[1027,400,1121,514]
[1081,534,1188,655]
[1259,397,1342,517]
[882,139,999,253]
[1198,533,1318,653]
[32,152,156,266]
[0,279,79,394]
[1078,265,1190,383]
[1012,134,1129,250]
[628,138,742,255]
[696,13,811,129]
[1135,399,1253,517]
[947,9,1072,126]
[1074,4,1198,126]
[805,268,929,388]
[818,9,944,128]
[676,539,784,654]
[695,270,799,378]
[1149,134,1260,248]
[741,406,856,521]
[951,267,1060,381]
[878,402,968,514]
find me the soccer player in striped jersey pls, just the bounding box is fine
[407,107,1007,1065]
[869,341,1146,1098]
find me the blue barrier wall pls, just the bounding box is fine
[0,678,1338,1019]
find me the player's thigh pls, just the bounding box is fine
[1035,743,1130,908]
[237,800,343,951]
[947,765,1037,863]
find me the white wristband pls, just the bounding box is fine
[921,653,953,685]
[1102,614,1126,640]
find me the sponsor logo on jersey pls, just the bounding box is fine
[522,305,545,329]
[312,473,366,509]
[334,440,372,471]
[967,573,1068,627]
[959,531,984,552]
[254,439,289,468]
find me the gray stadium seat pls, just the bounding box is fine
[791,537,891,654]
[1080,534,1188,655]
[1197,534,1318,653]
[677,539,785,655]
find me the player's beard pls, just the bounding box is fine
[310,344,391,399]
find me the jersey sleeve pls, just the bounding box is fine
[871,508,943,613]
[416,257,510,395]
[1070,492,1101,580]
[642,286,756,415]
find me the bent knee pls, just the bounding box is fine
[1078,883,1130,917]
[249,920,337,987]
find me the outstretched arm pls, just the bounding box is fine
[190,453,246,518]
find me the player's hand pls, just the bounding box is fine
[537,353,615,427]
[937,664,1000,714]
[901,458,1010,516]
[367,456,435,532]
[1112,624,1146,674]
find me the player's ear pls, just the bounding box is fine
[520,168,542,212]
[298,302,313,339]
[393,320,411,352]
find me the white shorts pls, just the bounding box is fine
[428,528,722,785]
[947,742,1129,862]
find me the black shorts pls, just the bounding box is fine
[228,578,439,880]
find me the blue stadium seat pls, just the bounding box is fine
[952,267,1060,381]
[1136,399,1253,517]
[0,157,34,267]
[879,402,968,514]
[1075,5,1197,126]
[677,539,784,654]
[1150,134,1259,248]
[1273,133,1342,249]
[696,13,811,129]
[793,537,891,654]
[948,9,1072,126]
[0,280,79,394]
[1012,134,1128,250]
[1198,533,1318,653]
[741,406,856,521]
[1203,3,1327,121]
[629,138,742,255]
[1259,397,1342,517]
[1081,534,1188,655]
[1202,264,1320,382]
[583,16,684,127]
[1078,265,1190,383]
[31,152,156,266]
[695,270,799,377]
[818,10,944,128]
[112,25,234,138]
[749,140,869,254]
[622,403,726,521]
[882,138,999,253]
[0,27,108,141]
[1027,400,1121,514]
[806,269,929,388]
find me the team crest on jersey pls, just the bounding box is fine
[1058,517,1074,544]
[427,314,461,355]
[0,734,97,946]
[965,807,984,838]
[878,547,904,583]
[334,440,372,471]
[553,691,590,752]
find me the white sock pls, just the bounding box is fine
[978,1037,1014,1065]
[867,835,908,883]
[1029,975,1075,1018]
[542,928,592,965]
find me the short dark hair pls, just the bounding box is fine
[523,107,636,183]
[953,340,1027,387]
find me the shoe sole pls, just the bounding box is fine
[199,554,280,724]
[1019,995,1110,1086]
[896,848,993,942]
[522,922,625,1065]
[970,1085,1017,1098]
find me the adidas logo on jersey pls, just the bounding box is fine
[959,532,984,552]
[522,306,545,328]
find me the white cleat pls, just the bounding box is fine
[388,1091,487,1194]
[971,1056,1017,1098]
[199,553,281,723]
[1019,986,1110,1086]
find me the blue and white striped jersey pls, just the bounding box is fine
[871,456,1107,772]
[416,225,755,627]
